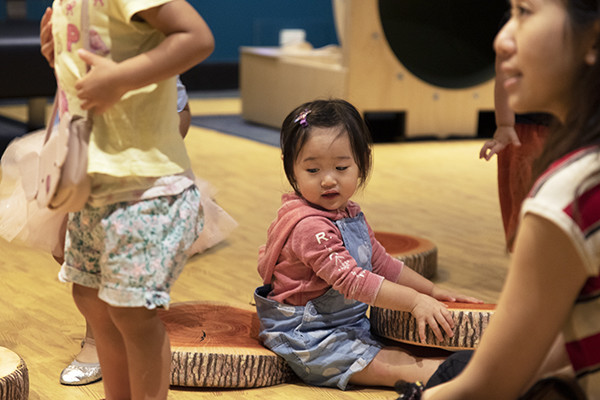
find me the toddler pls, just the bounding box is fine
[255,99,480,390]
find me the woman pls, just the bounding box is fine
[424,0,600,398]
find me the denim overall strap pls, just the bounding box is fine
[334,212,373,273]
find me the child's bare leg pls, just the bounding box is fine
[72,284,131,399]
[77,319,98,363]
[349,346,445,387]
[109,306,171,400]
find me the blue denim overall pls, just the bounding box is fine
[254,213,383,390]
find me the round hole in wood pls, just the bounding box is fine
[378,0,508,89]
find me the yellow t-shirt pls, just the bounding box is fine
[52,0,190,179]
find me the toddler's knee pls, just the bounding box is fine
[72,284,101,314]
[108,306,160,336]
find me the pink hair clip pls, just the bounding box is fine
[294,109,311,128]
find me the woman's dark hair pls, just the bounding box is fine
[534,0,600,175]
[280,99,373,194]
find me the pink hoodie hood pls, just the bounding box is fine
[258,192,361,284]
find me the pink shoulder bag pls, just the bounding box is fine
[19,0,92,213]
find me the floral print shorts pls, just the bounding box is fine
[59,186,203,309]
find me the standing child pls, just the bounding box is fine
[423,0,600,398]
[38,9,236,386]
[50,0,214,398]
[479,18,553,252]
[254,99,481,391]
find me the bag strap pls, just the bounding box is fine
[44,0,92,144]
[44,94,60,143]
[81,0,91,69]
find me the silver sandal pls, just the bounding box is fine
[59,338,102,386]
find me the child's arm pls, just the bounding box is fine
[369,225,480,304]
[40,7,54,67]
[75,0,214,114]
[373,268,481,344]
[397,266,482,304]
[370,228,481,342]
[373,279,453,343]
[479,54,520,161]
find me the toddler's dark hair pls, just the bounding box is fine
[280,99,373,194]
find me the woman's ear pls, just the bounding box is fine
[584,22,600,66]
[585,45,597,65]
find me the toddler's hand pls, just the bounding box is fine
[75,49,128,114]
[479,139,506,160]
[410,293,454,343]
[40,7,54,68]
[479,126,520,160]
[431,287,483,304]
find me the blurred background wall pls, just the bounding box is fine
[0,0,340,91]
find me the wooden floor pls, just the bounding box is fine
[0,96,510,399]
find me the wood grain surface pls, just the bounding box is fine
[159,302,294,388]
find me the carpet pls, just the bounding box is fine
[190,114,493,146]
[191,115,279,147]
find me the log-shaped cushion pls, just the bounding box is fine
[0,347,28,400]
[158,302,295,388]
[370,302,495,350]
[374,231,437,278]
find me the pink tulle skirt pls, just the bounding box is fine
[0,129,66,256]
[186,178,238,255]
[0,129,236,258]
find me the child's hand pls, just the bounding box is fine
[40,7,54,68]
[75,49,129,114]
[410,293,454,343]
[479,126,521,160]
[431,287,483,304]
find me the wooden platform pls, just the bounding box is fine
[0,96,509,399]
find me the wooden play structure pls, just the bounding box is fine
[241,0,506,138]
